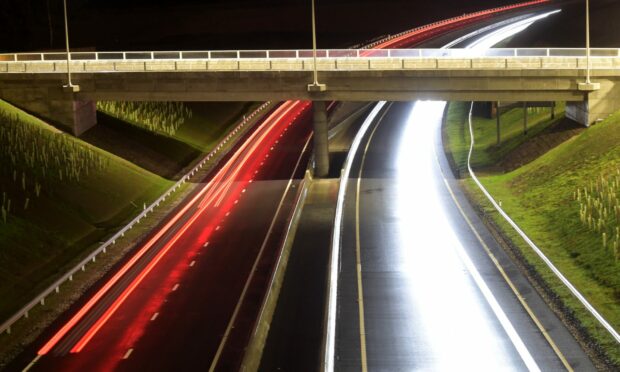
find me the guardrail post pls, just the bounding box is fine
[25,311,29,319]
[523,102,528,135]
[55,286,60,293]
[496,101,501,144]
[40,298,45,306]
[123,52,126,60]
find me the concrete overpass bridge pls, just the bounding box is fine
[1,48,619,153]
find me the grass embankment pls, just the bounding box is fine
[444,101,620,367]
[0,99,255,324]
[0,99,171,322]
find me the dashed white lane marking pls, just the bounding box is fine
[151,312,159,321]
[123,348,134,360]
[190,260,196,267]
[172,284,179,292]
[204,242,210,248]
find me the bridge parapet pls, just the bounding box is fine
[2,48,620,74]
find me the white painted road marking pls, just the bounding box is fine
[123,348,133,360]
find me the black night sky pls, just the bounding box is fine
[1,0,619,52]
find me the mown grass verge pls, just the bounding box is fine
[0,99,173,322]
[444,101,620,368]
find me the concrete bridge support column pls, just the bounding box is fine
[1,89,96,136]
[312,101,329,178]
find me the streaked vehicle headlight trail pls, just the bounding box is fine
[393,10,561,371]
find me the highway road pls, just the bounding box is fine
[16,100,315,371]
[9,2,584,372]
[332,10,596,372]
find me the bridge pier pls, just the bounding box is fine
[312,101,330,178]
[1,88,96,136]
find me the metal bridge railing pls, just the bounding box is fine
[1,48,620,63]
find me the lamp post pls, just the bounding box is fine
[63,0,79,92]
[308,0,326,92]
[585,0,591,84]
[578,0,599,92]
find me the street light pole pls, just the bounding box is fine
[585,0,591,84]
[578,0,599,92]
[311,0,318,85]
[308,0,326,92]
[63,0,79,92]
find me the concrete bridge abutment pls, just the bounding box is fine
[1,87,96,136]
[566,80,620,126]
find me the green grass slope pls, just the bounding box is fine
[444,102,565,172]
[477,112,620,317]
[0,99,172,321]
